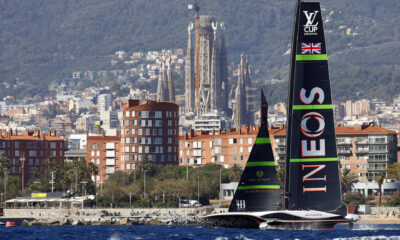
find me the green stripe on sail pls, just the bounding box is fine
[296,54,328,61]
[246,161,275,167]
[293,104,333,110]
[255,138,271,144]
[290,158,338,163]
[237,185,280,190]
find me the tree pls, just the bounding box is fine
[386,163,400,180]
[277,168,285,188]
[375,172,385,206]
[88,162,99,189]
[340,168,357,193]
[0,152,10,197]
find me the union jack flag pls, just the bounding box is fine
[301,43,322,54]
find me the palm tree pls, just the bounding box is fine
[88,162,100,190]
[0,152,10,177]
[340,168,357,193]
[0,152,10,196]
[375,172,385,206]
[277,168,285,188]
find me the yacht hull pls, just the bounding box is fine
[203,210,353,230]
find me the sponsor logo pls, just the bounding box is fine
[256,170,264,178]
[236,200,246,210]
[303,11,319,35]
[299,87,327,193]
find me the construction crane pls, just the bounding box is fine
[188,0,200,110]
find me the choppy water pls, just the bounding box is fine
[1,224,400,240]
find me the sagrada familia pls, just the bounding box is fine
[157,3,257,131]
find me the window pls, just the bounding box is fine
[215,147,222,154]
[139,129,143,135]
[240,138,243,144]
[229,138,237,144]
[155,120,162,127]
[168,120,172,126]
[215,139,222,145]
[131,111,135,117]
[96,159,100,164]
[248,138,253,144]
[126,111,130,117]
[140,111,149,118]
[154,111,162,118]
[146,129,150,136]
[232,147,237,153]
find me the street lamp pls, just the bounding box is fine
[143,170,147,197]
[197,175,200,202]
[1,193,3,207]
[80,181,87,196]
[219,168,222,207]
[129,192,132,209]
[20,152,26,191]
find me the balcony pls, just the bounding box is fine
[337,149,351,154]
[337,141,352,145]
[275,149,285,155]
[356,149,369,154]
[276,141,286,147]
[355,140,369,145]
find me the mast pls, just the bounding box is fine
[284,0,301,210]
[285,1,346,216]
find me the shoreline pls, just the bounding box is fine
[2,207,400,226]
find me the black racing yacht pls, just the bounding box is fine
[203,1,356,230]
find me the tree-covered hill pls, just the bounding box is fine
[0,0,399,102]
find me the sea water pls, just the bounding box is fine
[1,224,400,240]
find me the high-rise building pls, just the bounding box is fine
[98,93,111,111]
[120,100,179,171]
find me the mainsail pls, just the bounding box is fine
[229,90,281,212]
[285,1,346,216]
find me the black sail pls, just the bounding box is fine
[285,2,346,216]
[229,90,281,212]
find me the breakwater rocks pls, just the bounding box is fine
[1,207,220,226]
[14,216,201,226]
[4,216,201,226]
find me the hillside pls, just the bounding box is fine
[0,0,399,103]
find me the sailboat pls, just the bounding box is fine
[203,1,356,229]
[203,90,282,229]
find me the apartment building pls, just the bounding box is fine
[86,132,120,184]
[179,126,258,168]
[0,129,64,184]
[120,100,179,171]
[179,124,398,182]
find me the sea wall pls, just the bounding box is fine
[4,207,215,219]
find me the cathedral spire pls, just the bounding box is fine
[219,22,229,113]
[157,59,167,102]
[166,52,175,102]
[234,54,248,130]
[210,21,219,111]
[185,22,195,112]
